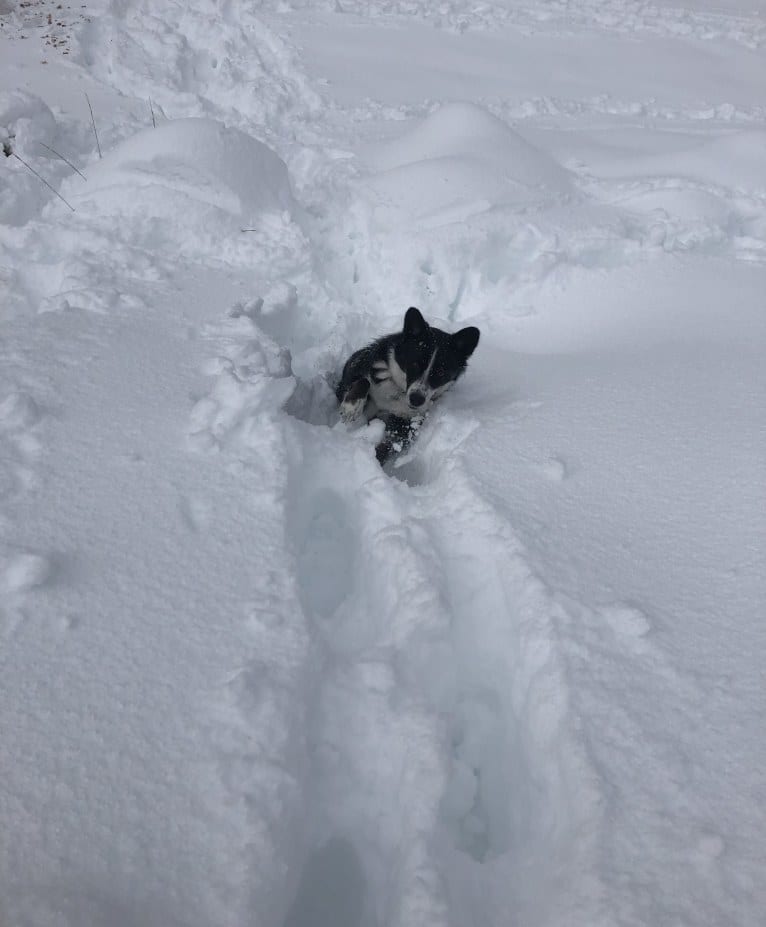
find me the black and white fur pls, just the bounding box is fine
[336,307,480,464]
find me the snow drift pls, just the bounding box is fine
[63,117,297,256]
[365,101,573,223]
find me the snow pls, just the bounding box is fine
[1,1,764,926]
[67,116,296,219]
[365,102,572,217]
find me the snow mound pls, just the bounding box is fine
[365,102,572,222]
[63,118,296,255]
[370,102,569,185]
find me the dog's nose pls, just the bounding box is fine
[409,391,426,408]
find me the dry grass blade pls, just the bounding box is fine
[39,142,87,180]
[85,92,102,159]
[11,152,76,211]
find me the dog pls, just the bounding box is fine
[336,306,480,464]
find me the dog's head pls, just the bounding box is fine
[391,307,480,413]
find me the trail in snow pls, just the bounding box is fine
[276,429,606,926]
[1,1,765,925]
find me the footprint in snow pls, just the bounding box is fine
[537,455,569,481]
[442,689,514,863]
[0,391,41,430]
[295,489,355,621]
[598,603,653,653]
[0,390,44,494]
[177,493,211,532]
[283,836,366,927]
[0,552,53,638]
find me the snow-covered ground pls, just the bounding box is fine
[1,1,764,925]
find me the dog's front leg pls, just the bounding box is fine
[376,415,416,465]
[339,377,371,423]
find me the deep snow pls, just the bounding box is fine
[1,1,764,926]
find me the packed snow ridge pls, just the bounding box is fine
[1,1,764,926]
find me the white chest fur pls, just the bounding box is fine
[367,379,415,419]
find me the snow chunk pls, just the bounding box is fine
[1,552,50,594]
[0,91,60,224]
[0,90,57,159]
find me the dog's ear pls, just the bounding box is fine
[403,306,428,338]
[451,326,480,359]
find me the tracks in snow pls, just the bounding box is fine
[268,407,606,925]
